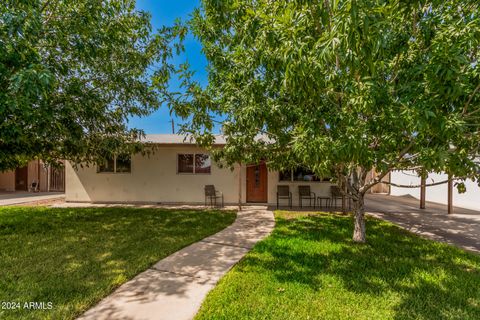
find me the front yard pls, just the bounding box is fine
[196,211,480,320]
[0,206,236,320]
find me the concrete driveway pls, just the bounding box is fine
[365,194,480,254]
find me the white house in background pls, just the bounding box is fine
[390,170,480,211]
[65,134,335,206]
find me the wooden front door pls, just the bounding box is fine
[15,166,28,191]
[246,162,268,203]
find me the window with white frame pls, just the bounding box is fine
[98,155,131,173]
[177,153,211,174]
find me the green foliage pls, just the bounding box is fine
[0,0,184,171]
[0,206,235,319]
[171,0,480,189]
[195,211,480,320]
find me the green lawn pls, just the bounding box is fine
[196,211,480,320]
[0,206,236,320]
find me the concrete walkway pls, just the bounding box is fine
[0,192,64,206]
[78,206,274,320]
[365,194,480,254]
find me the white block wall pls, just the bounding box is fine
[390,170,480,211]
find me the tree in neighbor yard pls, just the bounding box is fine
[0,0,183,171]
[167,0,480,242]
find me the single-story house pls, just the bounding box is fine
[65,134,336,206]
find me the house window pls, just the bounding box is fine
[293,167,321,182]
[279,167,330,182]
[279,170,292,181]
[98,158,115,173]
[98,155,131,173]
[116,155,132,173]
[195,154,211,174]
[178,153,211,174]
[178,154,194,173]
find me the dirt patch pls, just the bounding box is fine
[275,210,351,220]
[12,198,65,207]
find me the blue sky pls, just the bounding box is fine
[128,0,207,134]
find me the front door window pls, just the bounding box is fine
[255,166,260,187]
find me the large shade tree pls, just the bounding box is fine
[0,0,182,170]
[170,0,480,242]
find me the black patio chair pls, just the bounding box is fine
[299,186,316,208]
[204,185,224,207]
[330,185,344,208]
[277,185,292,209]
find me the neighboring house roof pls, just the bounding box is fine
[142,134,227,145]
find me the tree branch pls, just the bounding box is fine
[463,82,480,115]
[379,178,460,188]
[41,0,52,12]
[362,140,415,192]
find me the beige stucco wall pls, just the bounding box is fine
[66,145,335,205]
[0,171,15,191]
[66,146,244,204]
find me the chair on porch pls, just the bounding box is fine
[330,185,344,208]
[299,186,316,208]
[276,185,292,209]
[204,185,224,207]
[330,185,355,210]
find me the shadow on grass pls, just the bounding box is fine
[232,212,480,320]
[0,206,236,320]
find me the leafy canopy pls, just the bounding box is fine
[0,0,183,170]
[172,0,480,190]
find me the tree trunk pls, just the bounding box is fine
[352,191,366,243]
[340,167,368,243]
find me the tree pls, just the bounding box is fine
[0,0,182,170]
[169,0,480,242]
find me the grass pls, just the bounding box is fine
[0,206,236,320]
[196,211,480,320]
